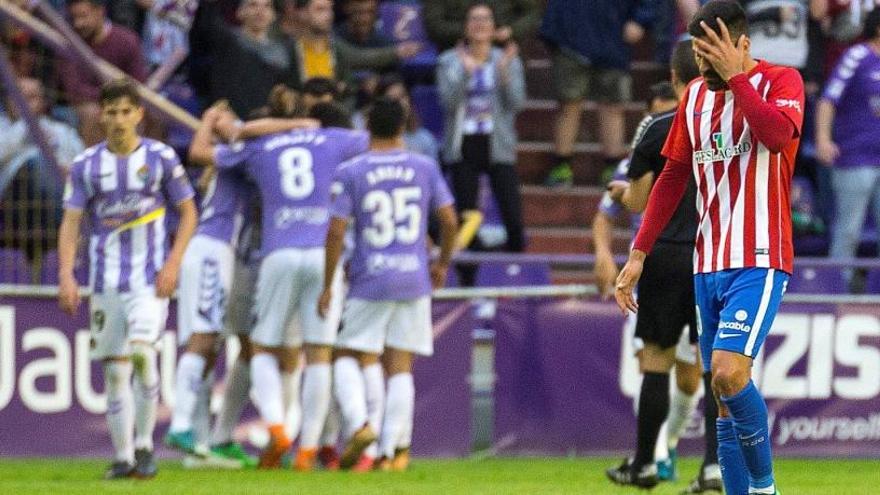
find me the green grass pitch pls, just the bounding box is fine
[0,457,875,494]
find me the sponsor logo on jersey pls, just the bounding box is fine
[775,98,802,113]
[693,132,752,164]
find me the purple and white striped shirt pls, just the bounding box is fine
[64,139,195,294]
[463,63,495,135]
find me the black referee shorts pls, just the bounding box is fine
[635,242,698,349]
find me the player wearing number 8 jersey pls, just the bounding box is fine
[615,2,804,494]
[320,98,458,471]
[210,103,368,468]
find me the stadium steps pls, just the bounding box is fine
[525,226,632,254]
[516,100,648,143]
[520,186,630,228]
[525,59,668,103]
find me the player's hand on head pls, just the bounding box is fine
[58,275,80,315]
[155,264,179,298]
[594,254,619,301]
[318,288,332,319]
[614,253,644,315]
[430,262,449,290]
[693,18,747,82]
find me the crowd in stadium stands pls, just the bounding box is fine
[1,0,880,285]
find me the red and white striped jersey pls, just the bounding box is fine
[662,61,804,275]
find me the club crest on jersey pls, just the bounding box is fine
[693,132,752,164]
[137,164,149,182]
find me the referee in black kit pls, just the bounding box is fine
[604,39,722,493]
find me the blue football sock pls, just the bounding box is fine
[722,381,775,493]
[717,417,750,495]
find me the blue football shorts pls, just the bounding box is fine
[694,267,789,372]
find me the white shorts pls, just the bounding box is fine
[225,256,258,337]
[250,248,343,348]
[176,235,234,345]
[631,321,698,365]
[336,296,433,356]
[89,291,169,360]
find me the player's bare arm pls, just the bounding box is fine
[237,118,320,140]
[319,216,348,318]
[591,211,618,301]
[433,204,459,289]
[57,207,83,315]
[609,173,655,213]
[188,107,224,166]
[614,249,645,315]
[156,198,197,298]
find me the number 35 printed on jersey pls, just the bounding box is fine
[362,187,422,248]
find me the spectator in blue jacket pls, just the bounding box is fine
[540,0,656,186]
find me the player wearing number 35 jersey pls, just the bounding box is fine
[320,98,458,471]
[212,104,369,468]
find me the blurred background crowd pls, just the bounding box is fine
[1,0,879,290]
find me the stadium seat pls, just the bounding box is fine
[0,248,33,284]
[475,261,551,287]
[787,266,848,294]
[39,250,59,284]
[410,85,443,139]
[864,269,880,294]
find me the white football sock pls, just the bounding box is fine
[282,366,302,440]
[655,421,669,462]
[363,362,384,458]
[212,358,250,445]
[251,353,284,425]
[321,398,341,447]
[380,372,414,459]
[667,386,698,449]
[333,357,367,439]
[104,360,135,464]
[193,370,214,449]
[170,352,206,433]
[132,343,159,451]
[299,363,332,449]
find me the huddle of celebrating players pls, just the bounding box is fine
[58,77,457,479]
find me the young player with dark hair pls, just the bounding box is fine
[616,2,804,494]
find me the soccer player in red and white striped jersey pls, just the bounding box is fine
[614,2,803,494]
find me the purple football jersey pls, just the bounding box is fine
[821,43,880,169]
[214,128,368,253]
[64,139,195,293]
[195,168,251,245]
[330,149,455,301]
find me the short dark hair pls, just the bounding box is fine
[687,0,748,41]
[68,0,105,7]
[649,81,676,104]
[302,77,338,99]
[308,102,352,128]
[99,78,141,107]
[367,97,405,138]
[864,8,880,40]
[466,1,494,18]
[670,39,700,85]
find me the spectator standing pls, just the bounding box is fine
[437,2,526,259]
[0,77,85,258]
[136,0,199,69]
[335,0,392,49]
[57,0,148,145]
[540,0,655,186]
[190,0,300,118]
[293,0,418,85]
[816,9,880,265]
[424,0,540,51]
